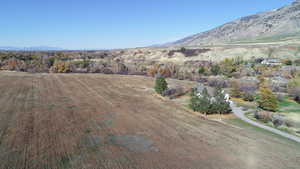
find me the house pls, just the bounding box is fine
[261,58,282,66]
[194,83,230,102]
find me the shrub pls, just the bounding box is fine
[162,88,177,97]
[285,119,295,128]
[198,66,206,75]
[230,81,243,98]
[210,64,221,75]
[242,92,255,102]
[254,111,273,123]
[207,77,228,88]
[282,59,293,65]
[155,77,168,95]
[159,66,172,78]
[50,61,71,73]
[257,85,278,112]
[147,65,160,77]
[271,114,285,128]
[220,58,238,77]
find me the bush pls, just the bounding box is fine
[162,88,177,97]
[159,66,172,78]
[254,111,273,123]
[271,114,285,128]
[230,81,243,98]
[220,58,238,77]
[207,77,228,88]
[147,65,160,77]
[210,64,221,75]
[257,85,278,112]
[282,59,293,65]
[155,77,168,95]
[198,66,206,75]
[285,119,295,128]
[50,61,71,73]
[242,92,255,102]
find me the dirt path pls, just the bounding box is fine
[0,72,299,169]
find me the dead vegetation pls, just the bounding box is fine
[0,72,299,169]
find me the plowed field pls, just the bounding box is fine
[0,72,299,169]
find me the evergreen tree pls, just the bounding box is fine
[189,88,211,114]
[212,88,232,114]
[155,77,168,95]
[198,66,206,75]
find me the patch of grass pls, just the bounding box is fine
[225,117,300,146]
[231,98,257,109]
[278,98,300,113]
[246,111,300,138]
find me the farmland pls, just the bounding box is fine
[0,72,299,169]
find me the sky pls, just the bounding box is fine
[0,0,295,49]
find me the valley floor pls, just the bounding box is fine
[0,72,299,169]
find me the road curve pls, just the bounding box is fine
[230,102,300,143]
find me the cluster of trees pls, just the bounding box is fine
[189,87,231,115]
[196,57,248,77]
[230,80,256,102]
[168,47,210,57]
[0,51,145,75]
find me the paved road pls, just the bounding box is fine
[230,102,300,143]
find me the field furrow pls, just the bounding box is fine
[0,72,299,169]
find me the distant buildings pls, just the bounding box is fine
[261,58,282,66]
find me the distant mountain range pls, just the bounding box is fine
[171,0,300,46]
[0,46,64,51]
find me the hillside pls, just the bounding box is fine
[171,0,300,46]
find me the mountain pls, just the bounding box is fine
[0,46,64,51]
[171,0,300,46]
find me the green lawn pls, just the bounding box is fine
[278,98,300,113]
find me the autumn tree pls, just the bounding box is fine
[230,81,243,98]
[258,85,278,112]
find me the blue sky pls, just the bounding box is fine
[0,0,295,49]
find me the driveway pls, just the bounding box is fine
[230,102,300,143]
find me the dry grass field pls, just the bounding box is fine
[0,72,299,169]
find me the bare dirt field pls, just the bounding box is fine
[0,72,299,169]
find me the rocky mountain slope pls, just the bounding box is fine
[171,0,300,46]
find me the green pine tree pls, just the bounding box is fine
[189,88,211,114]
[155,77,168,95]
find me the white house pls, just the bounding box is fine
[261,58,282,66]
